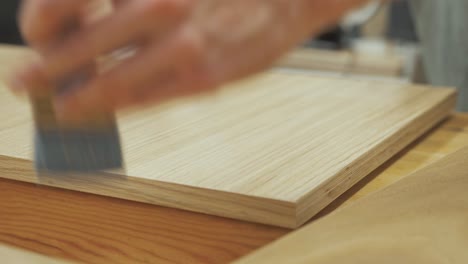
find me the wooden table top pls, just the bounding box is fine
[1,44,468,263]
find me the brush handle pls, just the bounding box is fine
[30,68,117,132]
[30,15,116,132]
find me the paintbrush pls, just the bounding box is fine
[31,67,124,173]
[31,9,124,173]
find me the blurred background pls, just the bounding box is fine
[0,1,22,45]
[278,0,423,84]
[1,0,466,110]
[0,0,422,80]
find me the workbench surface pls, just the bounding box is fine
[1,44,467,263]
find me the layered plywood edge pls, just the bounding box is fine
[236,146,468,264]
[0,45,457,228]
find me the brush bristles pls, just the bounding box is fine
[34,128,123,172]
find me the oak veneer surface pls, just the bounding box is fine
[236,146,468,264]
[0,244,73,264]
[0,45,457,228]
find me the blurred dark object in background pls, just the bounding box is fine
[386,0,418,43]
[0,1,23,45]
[303,1,421,50]
[303,26,346,50]
[303,2,382,50]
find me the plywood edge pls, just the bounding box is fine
[0,156,297,228]
[293,88,457,228]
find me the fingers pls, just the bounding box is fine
[15,0,193,95]
[19,0,89,49]
[128,66,217,108]
[56,26,209,118]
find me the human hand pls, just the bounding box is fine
[11,0,368,119]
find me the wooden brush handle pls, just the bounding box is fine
[30,70,117,132]
[30,7,117,132]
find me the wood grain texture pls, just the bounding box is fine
[0,45,457,228]
[2,114,468,264]
[0,178,287,264]
[237,146,468,264]
[0,114,468,264]
[311,114,468,220]
[1,244,73,264]
[276,47,404,77]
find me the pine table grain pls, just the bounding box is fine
[237,139,468,264]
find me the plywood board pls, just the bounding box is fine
[236,146,468,263]
[0,46,456,228]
